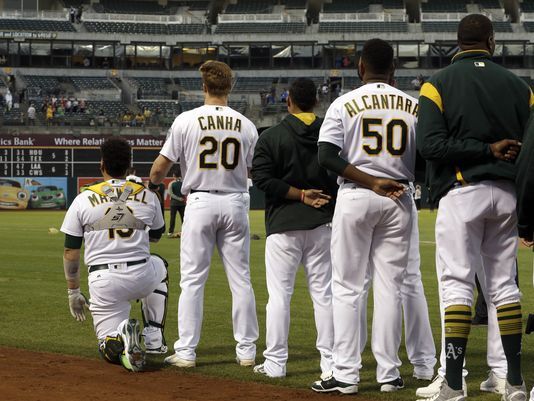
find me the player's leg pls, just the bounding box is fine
[140,254,169,354]
[257,231,303,377]
[435,185,488,394]
[358,269,372,357]
[402,204,436,381]
[314,187,380,391]
[370,193,412,391]
[170,192,217,364]
[301,224,334,378]
[475,265,507,394]
[216,192,259,364]
[169,205,177,235]
[481,182,524,393]
[178,205,185,223]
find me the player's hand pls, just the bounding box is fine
[371,178,406,200]
[302,189,331,208]
[490,139,521,161]
[521,238,534,248]
[68,288,89,322]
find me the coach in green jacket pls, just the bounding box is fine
[416,14,532,401]
[251,78,337,379]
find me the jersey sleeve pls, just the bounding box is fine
[246,122,259,169]
[60,197,83,237]
[318,101,345,148]
[160,116,183,162]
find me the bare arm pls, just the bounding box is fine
[150,154,174,185]
[63,248,81,290]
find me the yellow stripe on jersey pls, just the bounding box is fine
[293,112,317,126]
[530,89,534,108]
[420,82,443,113]
[87,181,145,197]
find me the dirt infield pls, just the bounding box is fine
[0,347,356,401]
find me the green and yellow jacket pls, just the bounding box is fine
[417,49,534,203]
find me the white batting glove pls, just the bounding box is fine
[68,288,89,322]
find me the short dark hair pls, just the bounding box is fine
[125,167,136,176]
[101,137,131,178]
[361,38,394,75]
[289,78,317,112]
[458,14,493,45]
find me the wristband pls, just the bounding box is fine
[148,181,159,191]
[300,190,305,203]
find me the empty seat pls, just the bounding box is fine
[421,0,467,12]
[319,21,408,33]
[233,77,276,92]
[215,22,306,34]
[225,0,274,14]
[71,77,115,90]
[0,19,75,32]
[323,0,371,13]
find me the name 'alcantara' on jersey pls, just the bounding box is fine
[344,92,419,118]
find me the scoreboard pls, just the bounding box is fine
[0,134,165,178]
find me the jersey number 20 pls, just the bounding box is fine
[362,118,407,156]
[199,136,240,170]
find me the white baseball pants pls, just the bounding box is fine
[358,200,436,382]
[173,192,259,361]
[262,224,333,377]
[331,186,413,385]
[89,255,167,348]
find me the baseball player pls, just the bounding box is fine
[60,137,169,372]
[358,197,436,389]
[515,86,534,401]
[167,170,185,237]
[251,78,337,379]
[417,14,532,401]
[312,38,417,394]
[149,60,259,368]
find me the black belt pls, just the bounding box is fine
[190,189,220,193]
[88,258,147,274]
[343,178,409,185]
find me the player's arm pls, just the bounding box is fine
[516,114,534,244]
[148,191,166,242]
[63,235,89,322]
[318,142,404,200]
[251,134,330,208]
[150,155,173,186]
[417,82,520,163]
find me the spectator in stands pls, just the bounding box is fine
[27,103,36,126]
[72,98,79,113]
[69,6,75,23]
[153,108,162,126]
[342,56,351,68]
[96,109,106,126]
[83,57,91,68]
[143,107,152,125]
[76,6,83,23]
[46,105,54,126]
[65,98,72,113]
[321,82,329,102]
[5,90,12,111]
[135,112,146,128]
[122,112,132,127]
[280,88,289,103]
[79,99,86,113]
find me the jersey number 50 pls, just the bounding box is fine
[362,118,407,156]
[199,136,240,170]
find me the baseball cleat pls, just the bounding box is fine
[480,371,506,394]
[311,375,358,394]
[381,376,404,392]
[502,381,527,401]
[253,363,285,378]
[417,376,467,398]
[146,344,168,355]
[164,353,196,368]
[118,319,145,372]
[236,357,255,367]
[430,380,466,401]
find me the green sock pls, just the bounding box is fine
[444,305,471,391]
[497,302,523,385]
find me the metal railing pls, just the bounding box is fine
[319,12,406,22]
[0,10,68,20]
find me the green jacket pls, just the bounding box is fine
[516,113,534,240]
[251,114,338,236]
[417,49,533,203]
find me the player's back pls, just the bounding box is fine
[168,105,258,194]
[62,180,162,266]
[321,83,418,182]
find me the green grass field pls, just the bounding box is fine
[0,210,533,400]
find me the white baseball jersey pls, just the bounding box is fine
[61,179,164,266]
[160,105,258,194]
[319,82,418,183]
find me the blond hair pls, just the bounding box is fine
[199,60,233,97]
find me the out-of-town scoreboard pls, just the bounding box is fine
[0,134,164,178]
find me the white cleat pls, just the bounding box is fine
[417,376,467,399]
[502,381,527,401]
[430,380,466,401]
[118,319,145,372]
[164,353,196,368]
[480,371,506,394]
[236,357,255,367]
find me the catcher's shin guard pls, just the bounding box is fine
[141,255,169,351]
[98,335,124,365]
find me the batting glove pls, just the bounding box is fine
[68,288,90,322]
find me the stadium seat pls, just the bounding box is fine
[225,0,274,14]
[421,0,467,12]
[319,21,408,33]
[323,0,372,13]
[0,19,75,32]
[215,22,306,34]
